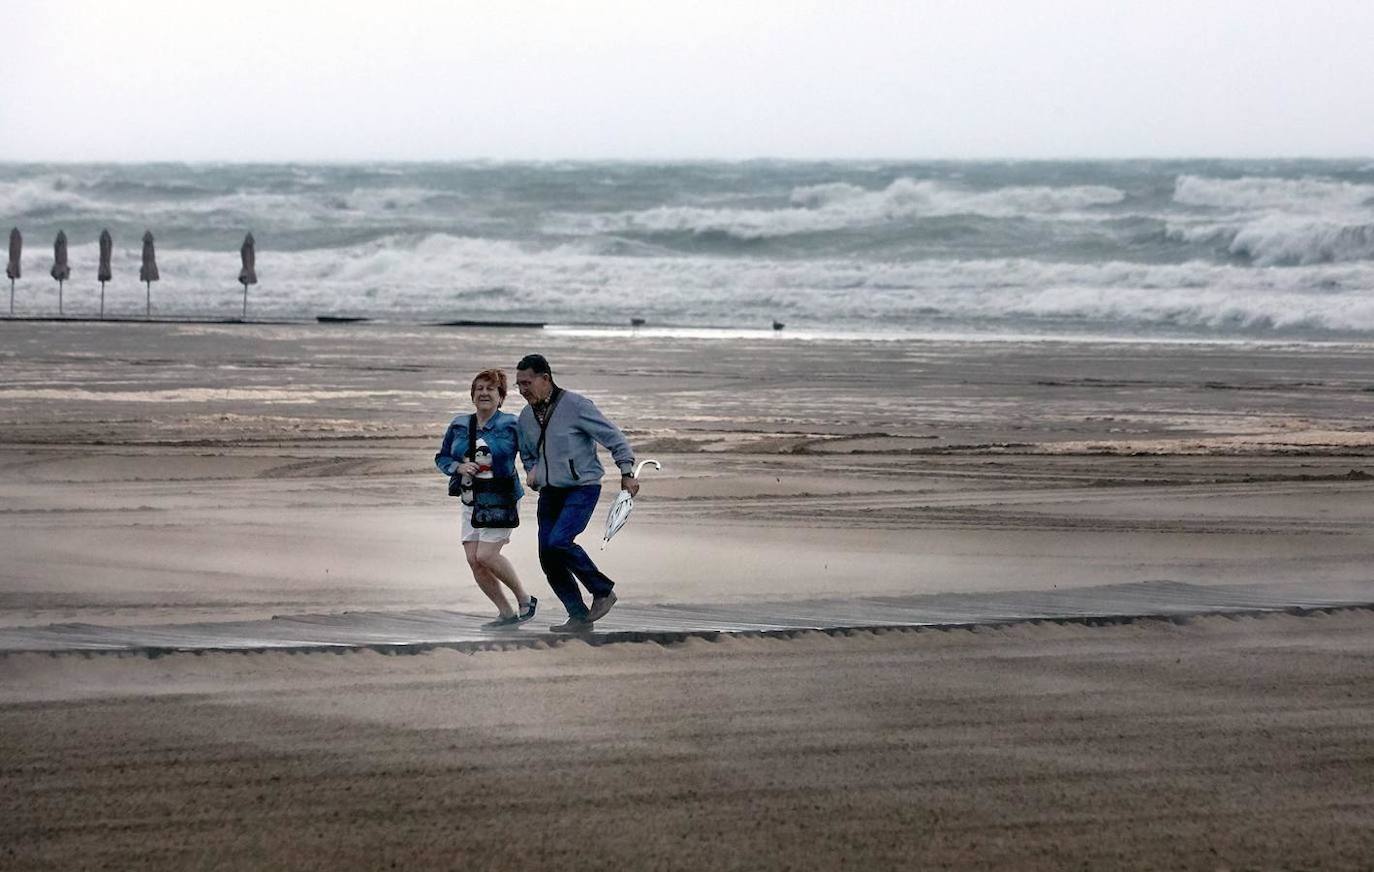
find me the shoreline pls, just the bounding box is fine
[9,316,1374,348]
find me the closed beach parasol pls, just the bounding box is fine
[601,459,661,549]
[238,232,257,320]
[97,229,113,318]
[6,228,19,316]
[139,230,159,317]
[51,231,71,315]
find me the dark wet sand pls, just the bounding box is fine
[3,322,1374,868]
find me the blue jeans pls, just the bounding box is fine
[536,485,614,618]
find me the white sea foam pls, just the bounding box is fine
[1168,217,1374,265]
[1169,175,1374,265]
[7,163,1374,338]
[547,178,1126,239]
[0,176,105,217]
[793,178,1125,215]
[0,174,445,230]
[1227,216,1374,265]
[988,284,1374,332]
[1174,174,1374,210]
[17,232,1374,335]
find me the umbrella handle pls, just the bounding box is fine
[633,459,661,478]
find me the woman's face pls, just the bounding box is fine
[471,378,501,412]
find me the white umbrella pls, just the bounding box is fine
[601,459,661,549]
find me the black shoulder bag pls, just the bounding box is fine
[465,415,520,529]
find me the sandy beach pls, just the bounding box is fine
[3,321,1374,868]
[4,611,1373,870]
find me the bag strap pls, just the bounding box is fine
[535,388,564,480]
[467,414,477,462]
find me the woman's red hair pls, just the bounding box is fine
[470,369,508,402]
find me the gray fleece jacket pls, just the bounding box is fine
[517,387,635,489]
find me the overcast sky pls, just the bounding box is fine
[3,0,1372,162]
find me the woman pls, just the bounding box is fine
[435,369,536,628]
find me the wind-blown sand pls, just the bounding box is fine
[3,613,1373,869]
[2,322,1374,868]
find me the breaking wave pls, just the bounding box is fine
[0,176,105,218]
[1170,175,1374,265]
[0,174,454,235]
[6,160,1374,337]
[546,178,1126,239]
[16,232,1374,337]
[1174,174,1374,211]
[1169,216,1374,266]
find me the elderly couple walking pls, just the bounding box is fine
[434,353,640,633]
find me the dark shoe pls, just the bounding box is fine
[550,617,593,634]
[517,596,538,623]
[587,591,618,622]
[482,614,521,629]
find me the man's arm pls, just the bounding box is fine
[577,397,639,494]
[577,397,635,475]
[516,414,538,473]
[516,413,542,490]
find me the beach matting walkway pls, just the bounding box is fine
[4,579,1372,655]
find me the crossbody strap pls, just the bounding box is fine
[466,414,477,462]
[535,388,564,482]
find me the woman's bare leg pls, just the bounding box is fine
[465,541,514,617]
[476,542,530,608]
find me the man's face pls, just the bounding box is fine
[515,368,552,404]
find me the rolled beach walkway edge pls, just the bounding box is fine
[3,579,1372,658]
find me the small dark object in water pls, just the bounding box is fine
[431,319,546,328]
[772,320,785,331]
[317,315,371,324]
[630,317,646,327]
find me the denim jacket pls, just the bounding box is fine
[435,410,525,501]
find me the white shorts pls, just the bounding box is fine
[460,504,513,544]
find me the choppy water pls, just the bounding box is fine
[3,160,1373,338]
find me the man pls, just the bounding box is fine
[515,353,639,633]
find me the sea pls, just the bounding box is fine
[3,159,1373,340]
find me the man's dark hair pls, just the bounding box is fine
[516,353,552,376]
